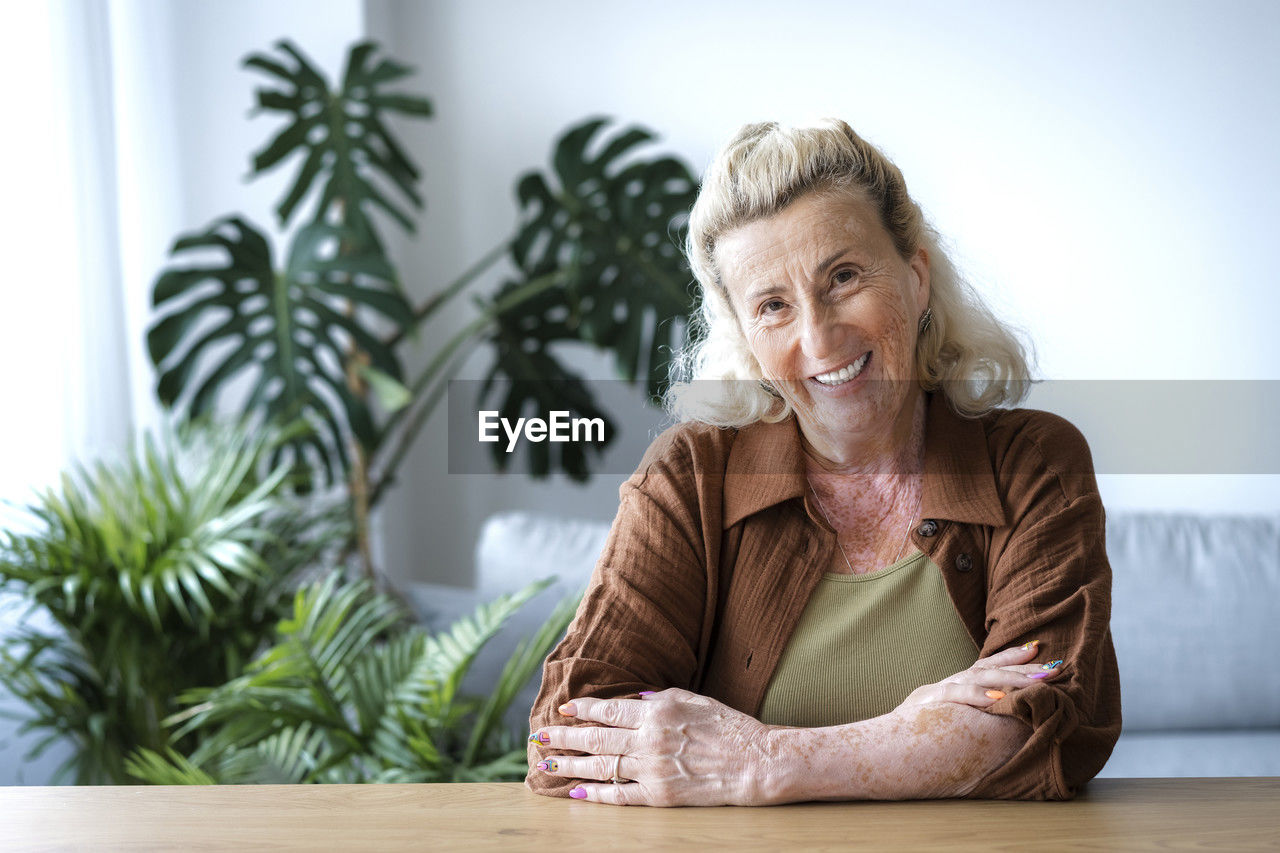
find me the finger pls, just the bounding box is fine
[952,664,1061,688]
[974,641,1042,669]
[535,754,638,782]
[929,681,1007,708]
[534,724,634,756]
[964,669,1050,692]
[569,782,649,806]
[1002,661,1065,681]
[560,696,647,729]
[994,664,1052,675]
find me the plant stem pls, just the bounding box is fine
[330,190,376,582]
[385,241,510,349]
[366,338,477,508]
[368,271,564,506]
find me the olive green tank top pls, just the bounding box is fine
[758,550,980,728]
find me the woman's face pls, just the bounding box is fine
[714,190,930,455]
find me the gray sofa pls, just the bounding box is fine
[5,509,1276,784]
[454,509,1280,778]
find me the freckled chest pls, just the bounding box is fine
[806,469,924,573]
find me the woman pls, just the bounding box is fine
[526,119,1121,806]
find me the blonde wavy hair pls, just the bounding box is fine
[666,119,1032,426]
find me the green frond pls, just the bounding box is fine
[422,578,553,713]
[142,573,573,785]
[244,39,432,243]
[146,217,412,486]
[463,587,581,764]
[0,417,338,784]
[125,747,217,785]
[451,749,530,782]
[481,118,698,479]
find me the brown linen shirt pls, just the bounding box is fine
[527,392,1122,801]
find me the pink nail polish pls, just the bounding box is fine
[1026,671,1050,680]
[570,787,588,799]
[528,732,549,745]
[558,702,577,716]
[536,761,549,771]
[638,691,656,697]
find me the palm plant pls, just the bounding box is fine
[0,419,347,784]
[145,39,698,578]
[125,573,579,784]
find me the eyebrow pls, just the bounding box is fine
[813,248,848,277]
[742,248,851,303]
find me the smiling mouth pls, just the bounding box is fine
[812,352,871,386]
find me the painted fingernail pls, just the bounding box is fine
[558,702,577,716]
[985,690,1006,700]
[536,761,549,771]
[529,732,549,745]
[570,786,588,799]
[638,691,657,697]
[1042,660,1063,670]
[1021,640,1040,651]
[1026,671,1050,680]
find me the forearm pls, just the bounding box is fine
[761,703,1028,803]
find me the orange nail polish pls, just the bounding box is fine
[985,690,1006,700]
[558,702,577,716]
[1020,640,1040,651]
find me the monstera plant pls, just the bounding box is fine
[145,40,698,577]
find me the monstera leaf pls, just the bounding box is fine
[245,39,433,252]
[479,118,699,478]
[147,217,413,485]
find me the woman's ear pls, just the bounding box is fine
[910,246,931,313]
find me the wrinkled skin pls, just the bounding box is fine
[534,644,1052,806]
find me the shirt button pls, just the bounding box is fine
[955,553,973,573]
[917,520,939,538]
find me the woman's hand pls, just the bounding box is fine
[530,688,777,807]
[895,641,1062,713]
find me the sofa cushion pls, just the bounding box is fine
[1098,729,1280,778]
[1106,512,1279,731]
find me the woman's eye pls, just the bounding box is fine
[761,299,786,314]
[833,269,856,285]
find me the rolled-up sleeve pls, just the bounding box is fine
[525,434,716,798]
[967,417,1122,800]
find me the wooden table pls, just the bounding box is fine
[3,778,1277,851]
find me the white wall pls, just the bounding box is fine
[364,0,1280,587]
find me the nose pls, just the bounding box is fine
[798,305,839,362]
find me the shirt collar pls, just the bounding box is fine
[722,393,1006,529]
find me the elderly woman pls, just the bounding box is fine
[526,119,1121,806]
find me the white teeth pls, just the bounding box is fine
[814,353,870,386]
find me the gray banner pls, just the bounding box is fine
[445,380,1280,476]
